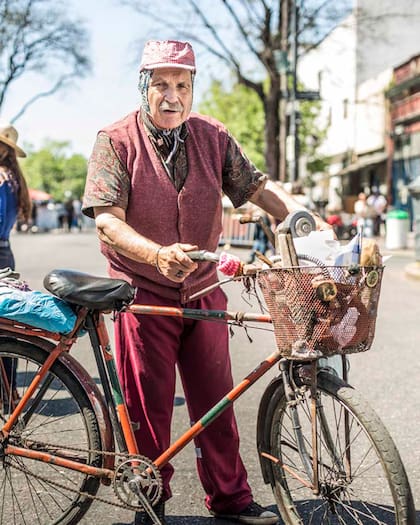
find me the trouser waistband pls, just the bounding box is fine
[0,240,10,248]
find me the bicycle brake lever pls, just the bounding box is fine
[187,250,220,263]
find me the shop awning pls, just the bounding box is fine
[332,151,388,177]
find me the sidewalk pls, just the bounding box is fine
[377,231,415,258]
[377,231,420,279]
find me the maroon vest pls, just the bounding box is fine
[101,111,228,303]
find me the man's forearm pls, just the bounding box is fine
[249,180,307,221]
[95,211,161,266]
[250,180,331,231]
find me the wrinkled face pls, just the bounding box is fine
[147,68,193,129]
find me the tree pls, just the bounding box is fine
[120,0,351,181]
[199,78,328,177]
[0,0,90,122]
[21,140,87,201]
[199,79,266,171]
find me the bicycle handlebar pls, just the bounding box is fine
[186,211,319,280]
[187,250,220,263]
[239,214,276,247]
[238,215,257,225]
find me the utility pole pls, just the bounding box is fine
[288,0,299,183]
[278,0,289,182]
[279,0,320,183]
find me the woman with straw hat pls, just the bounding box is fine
[0,121,32,395]
[0,121,31,270]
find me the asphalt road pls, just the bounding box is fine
[9,230,420,524]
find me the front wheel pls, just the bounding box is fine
[0,338,103,524]
[263,371,415,524]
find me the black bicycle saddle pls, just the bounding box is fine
[43,269,135,311]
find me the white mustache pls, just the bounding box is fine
[160,102,183,112]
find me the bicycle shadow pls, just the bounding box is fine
[113,517,240,525]
[112,503,420,525]
[278,500,415,524]
[112,507,279,525]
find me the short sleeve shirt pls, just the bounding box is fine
[82,122,266,218]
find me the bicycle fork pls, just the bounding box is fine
[279,359,320,495]
[277,360,351,497]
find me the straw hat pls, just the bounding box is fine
[0,121,26,158]
[140,40,196,72]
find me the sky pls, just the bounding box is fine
[4,0,207,158]
[2,1,356,160]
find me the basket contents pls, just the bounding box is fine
[258,231,384,359]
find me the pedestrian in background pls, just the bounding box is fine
[367,188,387,236]
[72,197,83,231]
[354,191,373,237]
[64,197,74,232]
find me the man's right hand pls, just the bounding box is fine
[156,243,199,282]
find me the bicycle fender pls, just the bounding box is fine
[0,332,115,476]
[256,374,284,485]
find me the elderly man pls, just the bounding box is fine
[83,39,328,525]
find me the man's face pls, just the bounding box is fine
[147,68,193,129]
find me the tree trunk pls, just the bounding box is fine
[264,84,281,181]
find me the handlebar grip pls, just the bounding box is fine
[187,250,220,263]
[239,216,255,224]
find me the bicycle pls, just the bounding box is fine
[0,214,415,525]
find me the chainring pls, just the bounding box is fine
[113,455,163,510]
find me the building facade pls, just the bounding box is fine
[385,54,420,224]
[297,0,420,220]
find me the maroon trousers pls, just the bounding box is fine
[114,287,252,513]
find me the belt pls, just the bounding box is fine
[0,240,10,248]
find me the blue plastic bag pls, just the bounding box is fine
[0,287,77,334]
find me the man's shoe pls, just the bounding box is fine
[134,502,166,525]
[210,501,279,525]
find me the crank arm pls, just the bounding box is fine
[128,478,163,525]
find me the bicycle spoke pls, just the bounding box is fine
[0,342,102,524]
[267,372,413,524]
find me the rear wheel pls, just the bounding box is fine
[264,371,415,524]
[0,338,103,524]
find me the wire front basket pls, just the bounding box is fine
[257,265,383,360]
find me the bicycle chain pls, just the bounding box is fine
[22,437,131,458]
[10,460,132,510]
[9,437,160,510]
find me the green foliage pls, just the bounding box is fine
[199,79,329,177]
[198,80,266,171]
[306,156,330,175]
[21,141,87,201]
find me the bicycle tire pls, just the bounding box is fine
[0,338,103,524]
[263,371,415,524]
